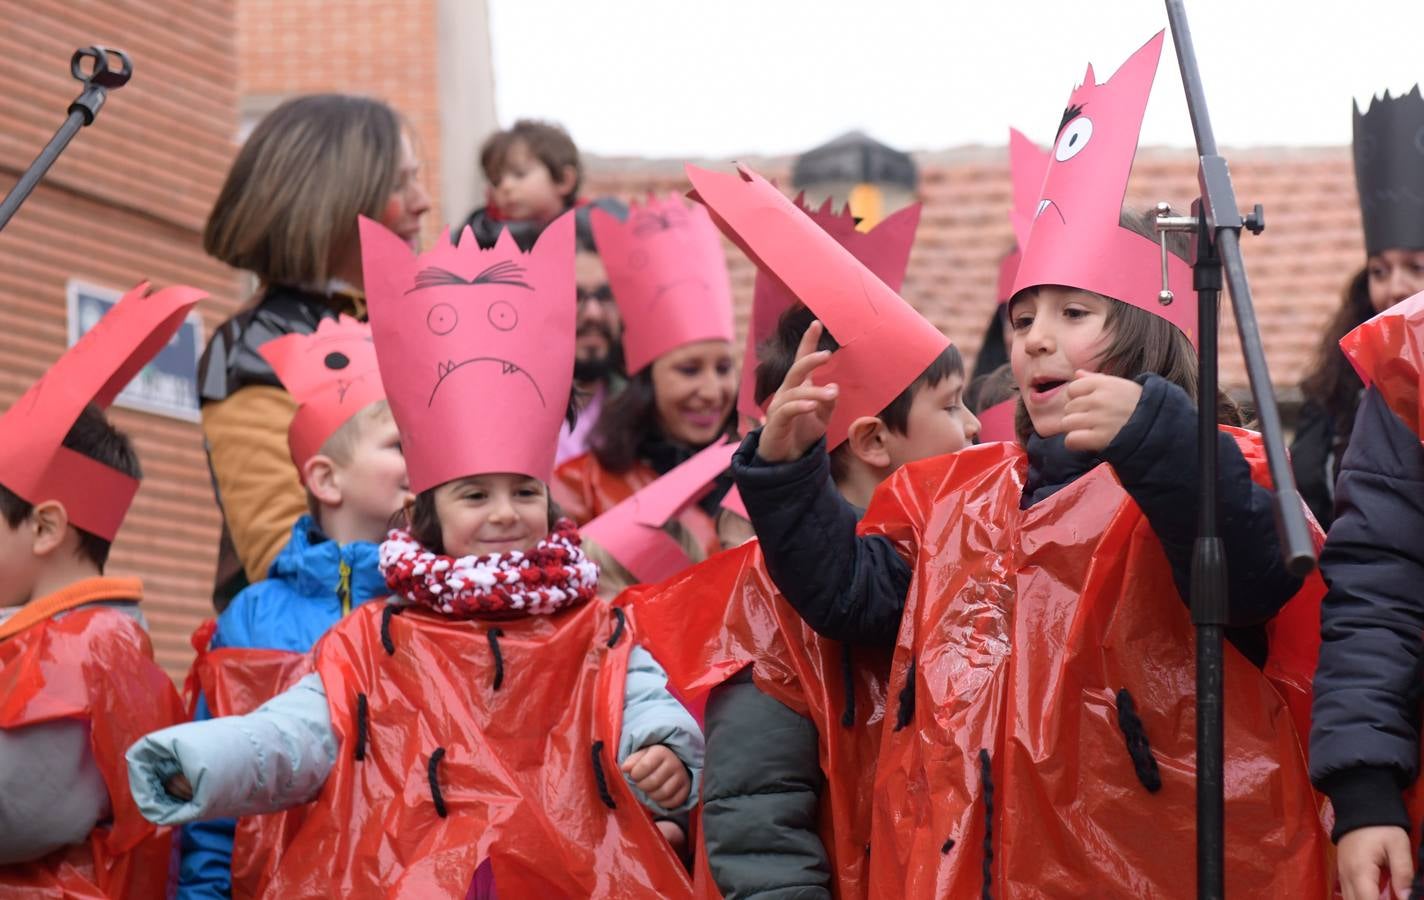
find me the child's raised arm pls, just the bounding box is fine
[732,321,912,646]
[126,673,337,826]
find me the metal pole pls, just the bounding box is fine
[0,46,132,235]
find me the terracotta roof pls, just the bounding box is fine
[586,146,1365,396]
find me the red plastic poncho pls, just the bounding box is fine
[628,543,890,899]
[184,621,311,899]
[0,579,185,899]
[259,599,692,898]
[858,435,1329,898]
[553,451,721,558]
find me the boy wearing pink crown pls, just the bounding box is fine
[178,316,407,898]
[0,283,200,896]
[127,214,702,898]
[731,34,1329,895]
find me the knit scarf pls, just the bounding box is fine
[379,518,599,618]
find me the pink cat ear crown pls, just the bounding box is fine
[687,163,949,452]
[259,315,385,478]
[592,193,735,375]
[739,195,921,420]
[1010,31,1196,341]
[0,282,205,540]
[360,214,576,492]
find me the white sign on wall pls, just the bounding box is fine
[66,279,204,423]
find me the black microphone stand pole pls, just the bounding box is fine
[0,46,132,234]
[1155,4,1319,898]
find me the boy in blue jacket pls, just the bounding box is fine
[180,315,407,898]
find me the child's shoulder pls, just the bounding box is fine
[215,577,346,652]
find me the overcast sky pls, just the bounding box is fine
[487,0,1421,158]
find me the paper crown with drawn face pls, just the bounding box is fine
[258,315,385,477]
[1353,85,1424,256]
[0,282,205,541]
[359,214,575,493]
[1010,31,1195,340]
[591,194,735,374]
[739,195,921,420]
[997,128,1053,303]
[687,163,950,451]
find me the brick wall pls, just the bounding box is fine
[586,147,1365,395]
[237,0,447,242]
[0,0,242,677]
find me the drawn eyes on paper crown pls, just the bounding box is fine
[425,300,521,336]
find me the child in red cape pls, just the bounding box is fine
[731,33,1329,898]
[0,283,198,897]
[127,214,702,898]
[630,179,978,899]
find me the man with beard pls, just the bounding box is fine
[558,199,629,464]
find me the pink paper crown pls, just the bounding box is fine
[740,194,921,419]
[687,164,950,451]
[258,315,385,477]
[0,282,205,540]
[997,128,1052,303]
[592,193,735,374]
[1010,31,1195,341]
[360,214,576,492]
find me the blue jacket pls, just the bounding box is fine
[179,516,386,899]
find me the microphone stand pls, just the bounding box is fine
[0,46,132,234]
[1155,4,1318,898]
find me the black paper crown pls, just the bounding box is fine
[1353,85,1424,255]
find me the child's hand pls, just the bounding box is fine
[757,320,838,463]
[1061,372,1143,453]
[655,819,686,851]
[165,772,194,802]
[621,744,690,810]
[1338,825,1413,900]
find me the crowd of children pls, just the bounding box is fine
[4,23,1424,900]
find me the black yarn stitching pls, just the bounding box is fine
[840,643,857,728]
[591,741,617,810]
[427,747,448,818]
[487,627,505,690]
[894,660,916,731]
[380,604,404,655]
[1115,688,1162,793]
[353,693,368,761]
[607,607,626,648]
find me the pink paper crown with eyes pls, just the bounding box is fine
[359,214,576,493]
[0,282,205,540]
[591,193,735,374]
[740,194,922,419]
[1010,31,1196,341]
[258,315,385,478]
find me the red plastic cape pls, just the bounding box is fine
[1339,288,1424,439]
[856,435,1329,897]
[553,451,720,558]
[0,602,184,898]
[184,622,311,899]
[259,600,692,898]
[627,543,890,899]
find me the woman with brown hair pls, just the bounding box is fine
[551,193,738,561]
[197,93,430,609]
[1292,87,1424,526]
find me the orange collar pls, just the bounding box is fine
[0,576,143,641]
